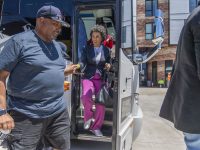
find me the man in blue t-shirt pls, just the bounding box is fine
[0,5,77,150]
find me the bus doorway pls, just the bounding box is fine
[71,7,116,142]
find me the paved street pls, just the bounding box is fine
[133,88,186,150]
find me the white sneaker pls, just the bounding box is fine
[90,129,103,137]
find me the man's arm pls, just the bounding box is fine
[0,70,14,130]
[64,64,79,76]
[0,70,9,109]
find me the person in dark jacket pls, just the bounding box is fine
[159,5,200,150]
[80,25,111,137]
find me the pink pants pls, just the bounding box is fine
[81,73,105,130]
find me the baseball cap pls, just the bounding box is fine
[37,5,70,28]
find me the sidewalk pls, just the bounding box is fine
[133,88,186,150]
[139,87,168,95]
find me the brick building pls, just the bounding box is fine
[137,0,198,86]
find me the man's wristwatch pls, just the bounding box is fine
[0,108,7,116]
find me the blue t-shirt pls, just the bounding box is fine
[0,30,67,118]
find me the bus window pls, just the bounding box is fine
[57,17,72,59]
[0,0,73,59]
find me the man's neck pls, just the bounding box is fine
[34,28,51,42]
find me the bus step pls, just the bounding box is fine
[74,133,112,142]
[103,120,113,126]
[104,109,113,121]
[76,117,113,127]
[105,107,113,112]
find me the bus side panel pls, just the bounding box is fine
[116,120,134,150]
[116,49,137,149]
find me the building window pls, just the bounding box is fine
[152,61,157,86]
[165,60,173,72]
[122,26,126,43]
[165,60,173,86]
[145,23,154,40]
[190,0,198,12]
[145,0,157,16]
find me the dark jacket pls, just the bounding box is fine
[80,44,110,79]
[159,7,200,133]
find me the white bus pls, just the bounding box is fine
[0,0,164,149]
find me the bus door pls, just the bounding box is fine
[114,0,143,150]
[71,0,117,148]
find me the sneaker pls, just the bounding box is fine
[84,118,93,130]
[90,129,103,137]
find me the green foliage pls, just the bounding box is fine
[158,79,165,85]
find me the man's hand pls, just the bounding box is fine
[0,113,14,130]
[104,63,111,71]
[64,64,80,76]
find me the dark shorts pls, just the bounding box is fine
[6,109,70,150]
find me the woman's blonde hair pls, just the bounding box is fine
[90,25,106,41]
